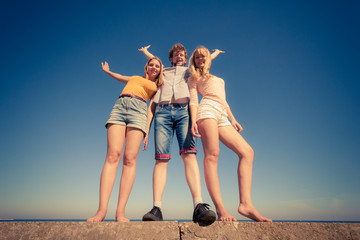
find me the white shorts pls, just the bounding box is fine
[197,99,231,127]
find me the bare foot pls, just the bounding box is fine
[87,210,106,222]
[115,211,130,222]
[115,216,130,222]
[217,210,237,222]
[238,203,272,222]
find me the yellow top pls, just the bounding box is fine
[121,76,158,101]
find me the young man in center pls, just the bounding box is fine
[139,44,223,224]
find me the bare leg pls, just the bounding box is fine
[115,127,144,222]
[219,125,272,222]
[87,124,126,222]
[153,159,169,203]
[181,153,202,200]
[198,119,237,222]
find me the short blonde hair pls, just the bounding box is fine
[144,57,164,87]
[189,46,212,81]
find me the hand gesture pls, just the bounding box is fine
[101,61,110,73]
[191,122,201,138]
[212,49,225,54]
[138,45,151,53]
[232,120,243,133]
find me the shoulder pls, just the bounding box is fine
[211,75,224,82]
[163,66,174,72]
[131,75,146,81]
[177,66,190,74]
[188,76,197,86]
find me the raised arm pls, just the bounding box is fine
[101,61,130,83]
[138,45,155,60]
[143,97,156,150]
[211,49,225,60]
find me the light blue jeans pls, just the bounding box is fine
[154,103,197,160]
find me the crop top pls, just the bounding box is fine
[121,76,157,101]
[188,75,229,108]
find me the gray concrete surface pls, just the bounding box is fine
[0,221,179,240]
[0,221,359,240]
[180,221,360,240]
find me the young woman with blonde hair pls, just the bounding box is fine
[188,46,272,222]
[87,57,163,222]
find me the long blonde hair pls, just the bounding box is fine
[189,46,212,81]
[144,57,164,87]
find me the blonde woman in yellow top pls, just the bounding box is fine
[87,57,163,222]
[188,47,272,222]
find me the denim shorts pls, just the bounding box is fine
[154,103,197,160]
[105,96,148,134]
[198,99,231,127]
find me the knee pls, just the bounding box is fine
[181,153,196,163]
[242,146,254,163]
[182,154,199,170]
[155,160,169,169]
[106,150,122,164]
[204,150,219,163]
[123,152,137,167]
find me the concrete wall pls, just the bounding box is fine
[1,221,359,240]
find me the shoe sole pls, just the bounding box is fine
[142,214,162,221]
[193,213,216,224]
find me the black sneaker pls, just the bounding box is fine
[192,203,216,225]
[142,206,163,221]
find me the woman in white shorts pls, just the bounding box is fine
[188,46,272,222]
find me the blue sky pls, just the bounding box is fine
[1,0,359,221]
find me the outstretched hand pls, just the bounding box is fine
[101,61,110,72]
[212,49,225,54]
[138,45,151,52]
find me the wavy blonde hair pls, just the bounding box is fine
[189,46,212,81]
[144,57,164,87]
